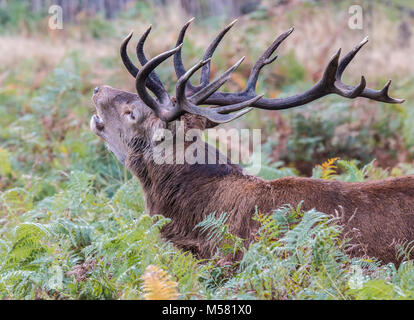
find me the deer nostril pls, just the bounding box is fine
[93,87,99,94]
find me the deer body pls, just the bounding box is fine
[90,19,407,265]
[125,115,414,265]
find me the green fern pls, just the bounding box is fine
[194,212,230,242]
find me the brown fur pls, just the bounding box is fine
[91,86,414,265]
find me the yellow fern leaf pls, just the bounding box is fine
[318,157,339,180]
[141,265,178,300]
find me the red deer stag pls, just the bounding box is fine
[90,19,409,265]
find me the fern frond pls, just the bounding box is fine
[317,157,339,180]
[141,265,178,300]
[396,240,414,262]
[194,212,229,242]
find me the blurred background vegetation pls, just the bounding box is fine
[0,0,414,300]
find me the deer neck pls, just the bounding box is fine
[125,130,243,218]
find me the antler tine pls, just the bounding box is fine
[330,39,367,98]
[121,30,170,102]
[174,17,195,80]
[214,94,264,114]
[189,56,245,105]
[136,44,183,121]
[203,106,254,124]
[136,26,152,65]
[319,48,367,98]
[136,25,169,91]
[337,36,368,81]
[326,38,403,102]
[336,37,404,104]
[137,44,183,88]
[199,19,238,87]
[361,80,405,104]
[174,18,237,95]
[120,31,139,77]
[244,27,294,95]
[176,59,210,104]
[175,58,259,123]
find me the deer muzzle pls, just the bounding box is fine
[90,114,104,135]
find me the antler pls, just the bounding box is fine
[175,58,263,123]
[174,18,238,95]
[120,30,170,103]
[174,19,404,112]
[134,42,261,123]
[122,19,404,124]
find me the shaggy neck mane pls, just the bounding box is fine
[124,120,253,256]
[126,134,244,214]
[124,114,247,232]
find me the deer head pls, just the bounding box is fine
[90,18,404,167]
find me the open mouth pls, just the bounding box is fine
[90,114,104,134]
